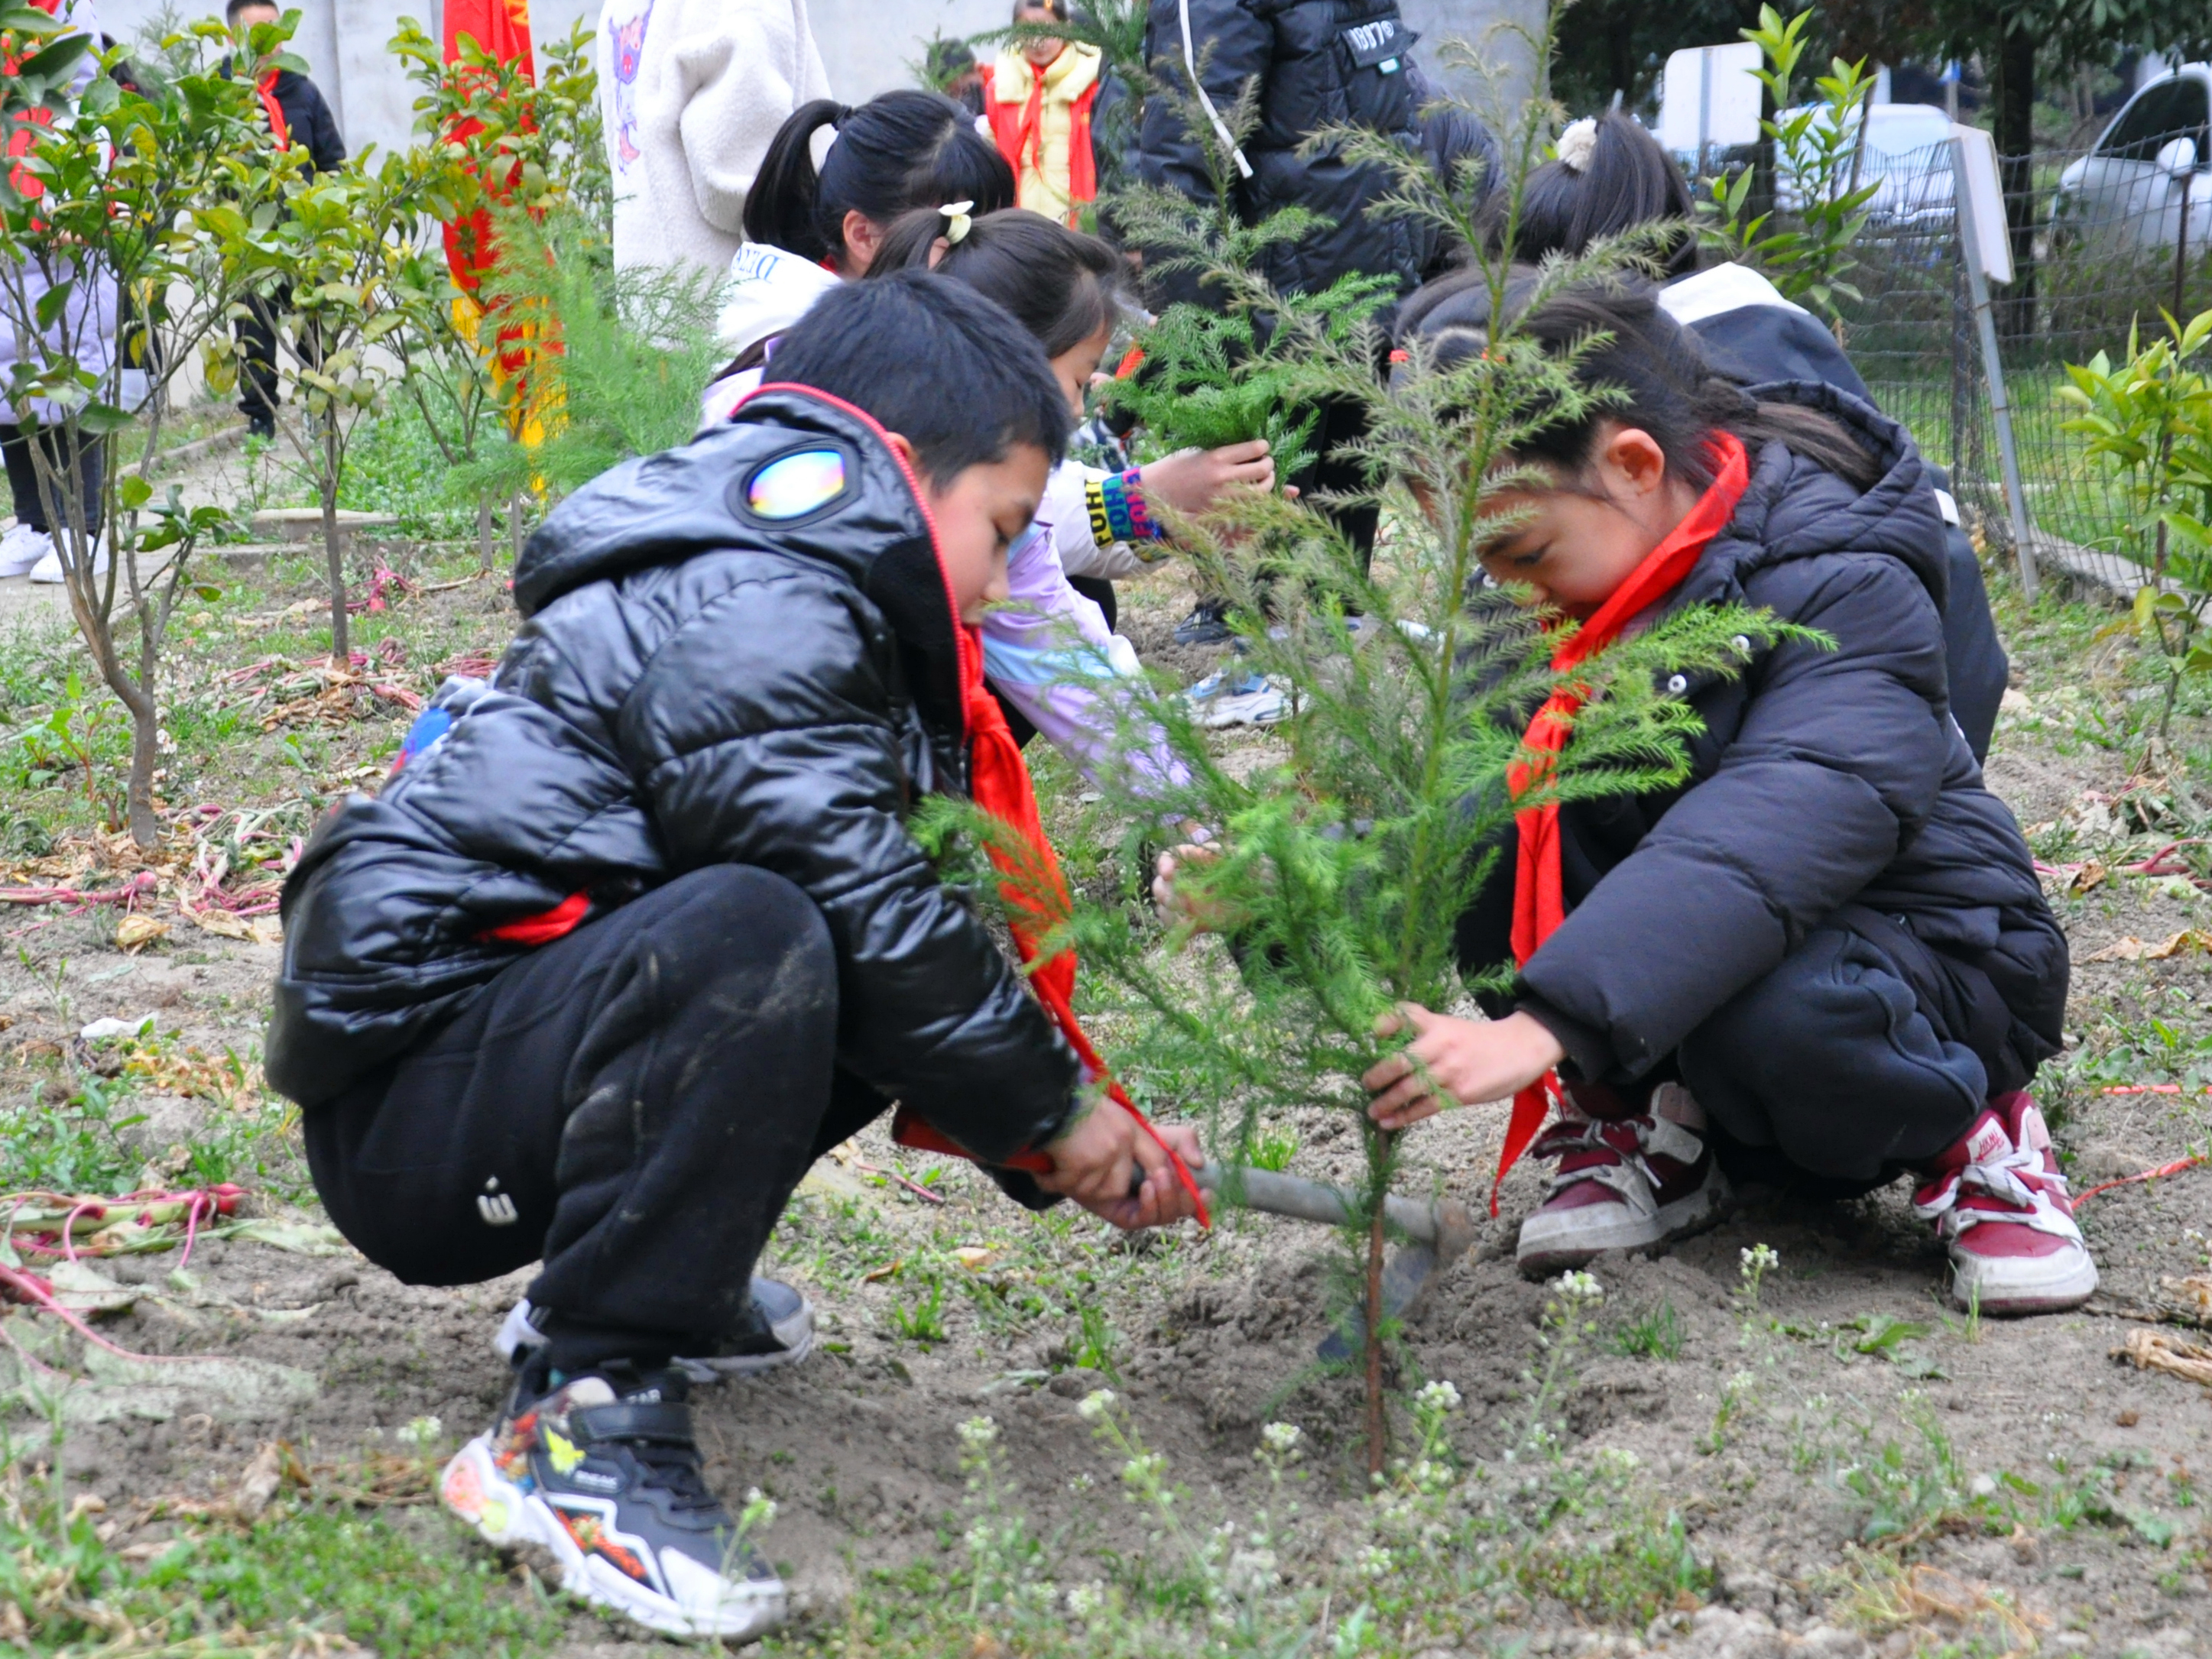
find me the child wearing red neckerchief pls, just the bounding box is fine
[1357,284,2080,1320]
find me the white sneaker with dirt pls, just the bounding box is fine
[1515,1083,1731,1276]
[1186,663,1289,727]
[1912,1091,2097,1314]
[0,522,50,578]
[441,1358,787,1640]
[495,1277,816,1383]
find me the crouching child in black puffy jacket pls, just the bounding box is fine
[1348,287,2082,1316]
[264,274,1202,1643]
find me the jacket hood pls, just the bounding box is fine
[1681,380,1948,614]
[515,387,971,744]
[715,241,840,355]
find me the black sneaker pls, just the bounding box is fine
[1174,598,1234,646]
[440,1359,787,1639]
[495,1277,816,1382]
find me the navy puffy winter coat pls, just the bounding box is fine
[267,390,1080,1164]
[1455,384,2067,1093]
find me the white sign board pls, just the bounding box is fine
[1656,42,1763,157]
[1949,122,2013,285]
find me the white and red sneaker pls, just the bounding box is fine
[1912,1092,2097,1314]
[1515,1083,1732,1277]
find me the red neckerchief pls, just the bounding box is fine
[256,68,290,150]
[892,582,1208,1224]
[730,384,1208,1223]
[1489,431,1750,1215]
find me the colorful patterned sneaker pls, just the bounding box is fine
[1186,664,1289,727]
[441,1359,786,1641]
[495,1277,815,1383]
[1912,1092,2097,1314]
[1515,1083,1732,1277]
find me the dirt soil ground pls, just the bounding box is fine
[2,536,2210,1659]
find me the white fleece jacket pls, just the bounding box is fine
[597,0,832,274]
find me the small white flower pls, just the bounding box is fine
[741,1486,778,1530]
[1741,1243,1779,1273]
[1261,1421,1304,1455]
[1065,1581,1107,1620]
[1078,1388,1117,1421]
[1225,1546,1280,1595]
[1552,1270,1604,1304]
[958,1414,999,1450]
[1415,1379,1462,1415]
[396,1414,442,1449]
[1356,1544,1393,1579]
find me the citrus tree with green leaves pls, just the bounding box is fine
[0,6,290,847]
[2061,308,2212,745]
[209,147,443,667]
[1698,5,1883,324]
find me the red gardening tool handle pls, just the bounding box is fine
[889,1100,1210,1226]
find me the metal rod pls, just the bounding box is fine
[1949,134,2038,600]
[1193,1162,1446,1246]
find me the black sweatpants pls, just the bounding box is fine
[0,423,102,536]
[303,865,889,1371]
[1675,913,2017,1187]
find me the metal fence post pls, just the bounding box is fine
[1949,134,2038,600]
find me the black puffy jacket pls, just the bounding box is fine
[268,390,1080,1164]
[1659,266,2010,763]
[1137,0,1486,299]
[1455,384,2066,1090]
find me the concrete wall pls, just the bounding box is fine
[89,0,1545,169]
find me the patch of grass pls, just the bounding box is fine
[142,1506,556,1657]
[0,1434,556,1657]
[1609,1300,1685,1362]
[886,1272,949,1349]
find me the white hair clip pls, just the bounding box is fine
[1556,118,1598,174]
[940,200,975,245]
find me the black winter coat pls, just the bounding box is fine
[1456,384,2066,1092]
[268,390,1081,1166]
[1137,0,1486,300]
[1662,271,2010,763]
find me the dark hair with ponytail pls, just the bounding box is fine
[744,91,1016,267]
[1404,280,1879,491]
[1480,112,1698,280]
[868,207,1122,358]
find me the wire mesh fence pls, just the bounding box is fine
[1692,134,2212,597]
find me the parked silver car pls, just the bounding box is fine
[2054,63,2210,251]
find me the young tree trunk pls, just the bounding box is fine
[511,488,527,564]
[323,426,349,666]
[478,488,495,571]
[1364,1124,1395,1479]
[122,671,159,849]
[1992,24,2038,342]
[1365,1191,1387,1478]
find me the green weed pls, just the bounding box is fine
[1610,1301,1685,1362]
[887,1272,949,1349]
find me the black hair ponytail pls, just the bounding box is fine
[868,206,1123,358]
[743,90,1016,267]
[1400,279,1879,491]
[1513,287,1880,489]
[1480,112,1698,280]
